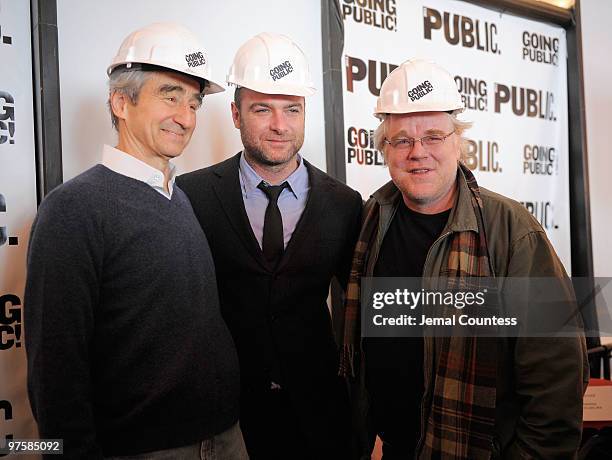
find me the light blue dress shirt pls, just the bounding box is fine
[239,152,310,250]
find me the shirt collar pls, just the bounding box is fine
[101,144,177,196]
[239,152,308,200]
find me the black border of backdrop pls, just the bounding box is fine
[31,0,62,203]
[320,0,600,360]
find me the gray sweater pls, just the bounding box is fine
[25,165,240,458]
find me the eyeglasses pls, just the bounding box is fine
[383,130,455,151]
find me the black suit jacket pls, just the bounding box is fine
[177,153,362,458]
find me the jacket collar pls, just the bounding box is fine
[210,152,335,272]
[445,167,479,233]
[371,165,479,234]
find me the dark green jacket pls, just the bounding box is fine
[362,168,588,459]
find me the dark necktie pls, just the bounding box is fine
[257,181,289,267]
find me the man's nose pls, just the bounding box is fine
[408,139,428,159]
[269,110,288,134]
[173,104,196,130]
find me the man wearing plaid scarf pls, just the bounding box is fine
[340,59,588,459]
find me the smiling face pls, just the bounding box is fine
[384,111,461,214]
[231,88,305,170]
[112,71,202,166]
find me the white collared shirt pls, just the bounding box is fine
[100,144,177,199]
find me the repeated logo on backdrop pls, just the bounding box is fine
[522,30,559,66]
[494,83,556,121]
[341,0,397,31]
[340,0,570,269]
[0,294,21,351]
[0,193,19,247]
[455,75,488,112]
[423,6,500,55]
[464,138,502,173]
[346,126,386,166]
[0,91,16,145]
[345,55,397,96]
[0,399,13,445]
[521,200,558,230]
[0,24,13,45]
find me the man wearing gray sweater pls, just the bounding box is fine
[24,23,246,459]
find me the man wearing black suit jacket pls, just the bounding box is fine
[177,33,362,460]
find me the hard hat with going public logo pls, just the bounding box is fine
[107,22,224,95]
[374,58,464,119]
[227,32,316,97]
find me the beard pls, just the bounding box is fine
[240,131,304,168]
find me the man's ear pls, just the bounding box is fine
[110,92,130,124]
[231,101,241,129]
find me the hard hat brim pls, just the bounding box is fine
[373,103,465,119]
[227,79,316,97]
[107,62,225,95]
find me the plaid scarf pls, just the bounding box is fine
[340,164,497,459]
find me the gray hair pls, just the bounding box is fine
[107,68,152,131]
[373,112,473,160]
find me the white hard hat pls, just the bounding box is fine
[374,58,464,119]
[227,32,316,97]
[107,22,224,95]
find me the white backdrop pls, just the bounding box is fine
[0,0,581,453]
[582,0,612,278]
[56,0,327,180]
[341,0,571,271]
[0,0,40,456]
[0,1,326,454]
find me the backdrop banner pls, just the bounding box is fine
[0,0,40,457]
[340,0,571,271]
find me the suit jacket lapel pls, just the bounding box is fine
[211,152,269,270]
[276,160,333,271]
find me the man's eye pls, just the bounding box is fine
[166,97,177,103]
[396,139,412,145]
[424,136,443,144]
